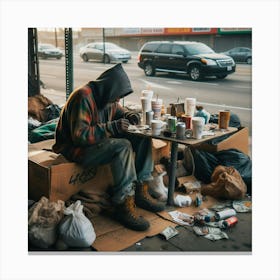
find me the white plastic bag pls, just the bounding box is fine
[58,200,96,248]
[148,171,168,202]
[28,196,65,248]
[174,194,192,207]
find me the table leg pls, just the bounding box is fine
[167,141,178,205]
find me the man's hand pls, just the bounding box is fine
[124,111,141,125]
[116,118,130,132]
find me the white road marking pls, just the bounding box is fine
[198,101,252,111]
[166,80,183,85]
[233,85,251,89]
[138,79,172,90]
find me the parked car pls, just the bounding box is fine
[79,42,131,63]
[38,43,63,59]
[222,47,252,64]
[137,41,235,81]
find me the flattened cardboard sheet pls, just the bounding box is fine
[90,208,176,251]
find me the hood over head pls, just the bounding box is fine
[88,63,133,108]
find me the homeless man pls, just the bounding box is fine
[52,63,165,231]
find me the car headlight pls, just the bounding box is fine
[201,58,217,66]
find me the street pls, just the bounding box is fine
[39,52,252,134]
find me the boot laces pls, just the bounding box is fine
[125,196,138,219]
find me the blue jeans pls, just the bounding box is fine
[76,135,153,204]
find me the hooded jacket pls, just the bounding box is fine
[52,64,133,160]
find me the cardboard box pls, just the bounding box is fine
[152,139,170,163]
[28,140,113,202]
[192,127,249,155]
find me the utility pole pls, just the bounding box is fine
[102,28,106,63]
[54,28,58,47]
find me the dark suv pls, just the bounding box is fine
[137,41,236,81]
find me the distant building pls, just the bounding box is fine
[38,27,252,52]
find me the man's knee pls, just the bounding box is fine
[111,138,133,153]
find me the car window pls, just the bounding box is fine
[157,44,172,54]
[142,43,159,53]
[87,44,95,49]
[184,43,214,55]
[171,45,185,55]
[95,44,103,50]
[40,44,54,50]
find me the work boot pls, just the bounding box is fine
[135,181,165,212]
[114,195,150,231]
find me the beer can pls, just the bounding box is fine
[195,193,202,207]
[176,122,186,139]
[145,111,154,126]
[223,216,238,228]
[168,116,177,133]
[181,115,192,129]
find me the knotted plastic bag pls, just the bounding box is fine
[28,196,65,248]
[58,200,96,248]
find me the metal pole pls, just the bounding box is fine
[167,142,178,205]
[64,28,73,100]
[28,28,40,96]
[54,28,58,47]
[102,28,106,63]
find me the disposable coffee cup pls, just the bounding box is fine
[141,89,154,100]
[141,97,152,113]
[185,98,196,117]
[151,98,163,120]
[218,110,230,130]
[151,120,163,136]
[192,117,204,139]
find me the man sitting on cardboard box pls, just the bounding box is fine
[52,63,165,231]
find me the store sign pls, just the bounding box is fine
[122,28,141,34]
[164,28,217,34]
[141,28,164,34]
[219,28,252,34]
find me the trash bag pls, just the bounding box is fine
[43,104,61,122]
[28,196,65,249]
[201,165,247,200]
[58,200,96,248]
[29,118,58,143]
[191,148,252,195]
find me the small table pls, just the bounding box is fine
[127,125,238,205]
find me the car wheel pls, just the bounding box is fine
[246,57,252,64]
[189,65,202,81]
[216,74,227,79]
[144,63,155,76]
[122,60,128,63]
[103,54,110,64]
[82,54,88,62]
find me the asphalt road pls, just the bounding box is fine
[39,53,252,135]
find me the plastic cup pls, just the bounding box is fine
[151,120,163,136]
[218,110,230,130]
[192,117,204,139]
[185,97,196,117]
[141,97,152,112]
[151,98,163,120]
[141,89,154,100]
